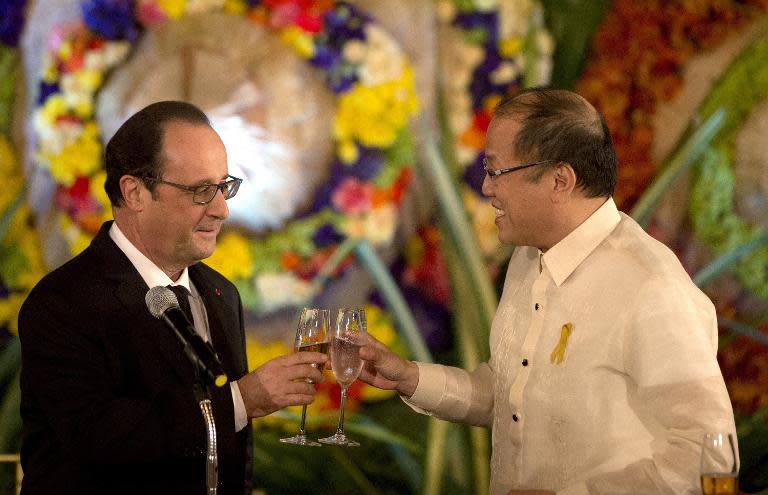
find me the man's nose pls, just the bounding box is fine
[481,173,493,197]
[206,188,229,219]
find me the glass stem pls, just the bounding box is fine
[336,387,348,435]
[298,404,308,436]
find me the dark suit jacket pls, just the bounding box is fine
[19,222,252,494]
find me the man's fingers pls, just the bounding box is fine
[280,351,328,366]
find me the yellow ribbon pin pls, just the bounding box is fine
[550,322,573,365]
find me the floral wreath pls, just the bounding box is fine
[436,0,553,265]
[576,0,768,415]
[32,0,419,314]
[0,0,46,337]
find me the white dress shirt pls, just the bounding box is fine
[109,223,248,432]
[405,198,736,494]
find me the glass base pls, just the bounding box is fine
[279,434,322,447]
[318,433,359,447]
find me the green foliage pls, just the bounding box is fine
[539,0,611,88]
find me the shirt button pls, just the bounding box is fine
[522,358,528,366]
[534,303,540,310]
[512,414,519,422]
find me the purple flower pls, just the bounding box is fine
[309,44,341,70]
[297,160,347,217]
[369,285,453,352]
[463,153,486,195]
[347,146,383,181]
[80,0,139,41]
[453,10,498,45]
[37,81,60,105]
[329,72,356,93]
[0,0,27,47]
[312,223,344,248]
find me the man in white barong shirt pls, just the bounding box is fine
[358,88,736,495]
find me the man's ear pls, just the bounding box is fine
[119,175,145,211]
[551,162,577,201]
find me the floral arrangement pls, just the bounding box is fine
[436,0,553,263]
[576,0,768,209]
[32,0,419,314]
[575,0,768,468]
[0,0,47,337]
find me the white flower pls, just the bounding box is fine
[456,145,479,166]
[457,42,486,67]
[363,204,398,245]
[358,25,404,85]
[490,61,519,85]
[33,114,82,156]
[474,0,499,12]
[255,273,318,311]
[498,0,534,37]
[536,30,555,55]
[343,39,367,64]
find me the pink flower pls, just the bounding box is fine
[331,177,373,215]
[135,0,168,26]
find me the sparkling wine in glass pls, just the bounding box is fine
[279,307,330,446]
[319,308,366,447]
[700,432,739,495]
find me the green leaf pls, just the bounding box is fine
[539,0,611,88]
[630,109,726,227]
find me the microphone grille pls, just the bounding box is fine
[145,286,179,319]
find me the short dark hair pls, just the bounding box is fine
[104,100,211,206]
[493,88,617,198]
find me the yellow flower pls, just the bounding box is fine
[75,69,104,92]
[334,65,418,148]
[279,26,315,59]
[338,140,359,164]
[0,293,26,335]
[158,0,187,17]
[498,36,523,57]
[45,122,102,185]
[39,94,68,125]
[204,231,254,280]
[222,0,246,14]
[246,336,292,371]
[90,171,112,211]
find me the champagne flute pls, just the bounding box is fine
[279,307,330,446]
[319,308,366,447]
[700,432,739,495]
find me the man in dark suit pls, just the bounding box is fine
[18,101,327,494]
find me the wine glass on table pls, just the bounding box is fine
[279,307,330,446]
[319,307,366,447]
[700,432,739,495]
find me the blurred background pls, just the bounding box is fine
[1,0,767,493]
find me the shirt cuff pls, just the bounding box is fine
[401,362,446,413]
[557,481,590,495]
[230,380,248,432]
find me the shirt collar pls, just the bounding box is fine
[109,222,191,292]
[541,197,621,286]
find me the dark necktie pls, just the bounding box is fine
[167,285,194,324]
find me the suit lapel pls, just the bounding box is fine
[90,223,196,384]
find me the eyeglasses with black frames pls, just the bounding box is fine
[483,158,557,178]
[142,175,243,204]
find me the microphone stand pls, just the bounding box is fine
[192,367,218,495]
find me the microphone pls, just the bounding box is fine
[145,286,228,388]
